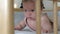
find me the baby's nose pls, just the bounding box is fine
[27,11,32,14]
[28,12,32,16]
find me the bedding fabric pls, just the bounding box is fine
[15,30,60,34]
[14,12,60,34]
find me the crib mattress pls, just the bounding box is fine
[15,30,60,34]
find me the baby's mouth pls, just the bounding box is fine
[27,17,36,20]
[27,16,33,18]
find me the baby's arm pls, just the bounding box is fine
[15,21,26,30]
[41,13,53,33]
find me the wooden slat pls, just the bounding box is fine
[58,0,60,2]
[14,8,53,12]
[58,7,60,11]
[14,8,23,11]
[53,0,58,34]
[50,0,60,2]
[14,8,60,12]
[14,8,50,12]
[35,0,41,34]
[0,0,14,34]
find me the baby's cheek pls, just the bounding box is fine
[32,13,36,17]
[25,13,29,17]
[32,15,35,17]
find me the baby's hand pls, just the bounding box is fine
[15,25,22,30]
[15,21,26,30]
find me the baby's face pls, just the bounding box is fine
[23,2,36,19]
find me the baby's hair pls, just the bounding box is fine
[20,0,45,9]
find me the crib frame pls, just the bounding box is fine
[0,0,60,34]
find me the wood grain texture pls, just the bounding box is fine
[35,0,41,34]
[0,0,14,34]
[14,8,60,12]
[53,0,58,34]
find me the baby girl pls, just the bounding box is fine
[15,0,53,33]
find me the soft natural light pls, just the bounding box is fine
[57,2,60,7]
[14,3,17,8]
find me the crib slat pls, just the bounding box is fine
[14,7,60,12]
[0,0,14,34]
[50,0,60,2]
[35,0,41,34]
[53,0,58,34]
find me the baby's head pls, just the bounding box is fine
[22,0,45,18]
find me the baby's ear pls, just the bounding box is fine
[20,3,23,8]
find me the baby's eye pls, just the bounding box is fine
[31,10,35,12]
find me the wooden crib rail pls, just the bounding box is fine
[0,0,58,34]
[53,0,58,34]
[14,0,60,12]
[35,0,41,34]
[0,0,14,34]
[14,7,60,12]
[50,0,60,2]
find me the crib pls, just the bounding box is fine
[0,0,60,34]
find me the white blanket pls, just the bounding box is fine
[15,30,36,34]
[15,30,60,34]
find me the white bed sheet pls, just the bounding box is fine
[15,30,36,34]
[15,30,60,34]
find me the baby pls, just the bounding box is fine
[15,0,53,33]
